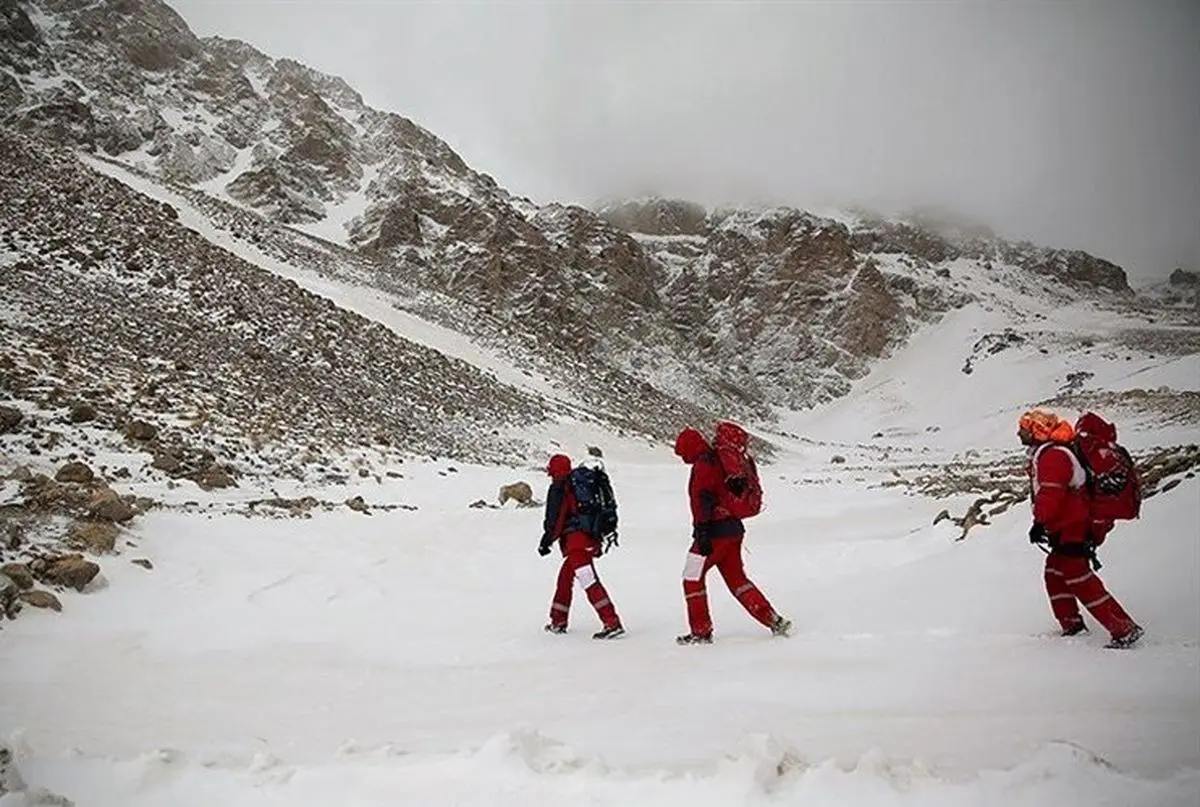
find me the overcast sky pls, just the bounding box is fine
[170,0,1198,285]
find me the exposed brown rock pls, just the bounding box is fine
[123,420,158,441]
[195,466,235,490]
[0,563,34,590]
[68,401,97,422]
[68,520,118,553]
[43,554,100,591]
[87,488,135,522]
[151,452,182,473]
[55,460,95,484]
[498,481,533,506]
[0,405,22,433]
[19,589,62,611]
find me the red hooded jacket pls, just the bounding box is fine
[1028,443,1091,545]
[674,427,745,540]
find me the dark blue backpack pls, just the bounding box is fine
[568,463,619,553]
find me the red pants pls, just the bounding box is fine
[1044,552,1137,639]
[549,533,620,629]
[682,537,777,635]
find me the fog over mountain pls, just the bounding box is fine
[171,0,1200,286]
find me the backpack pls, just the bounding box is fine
[712,421,763,519]
[567,461,620,552]
[1071,412,1141,522]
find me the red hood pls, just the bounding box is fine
[1075,412,1116,442]
[673,427,710,463]
[546,454,572,480]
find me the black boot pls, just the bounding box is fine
[676,632,713,645]
[1061,621,1088,637]
[592,624,625,640]
[1105,625,1144,649]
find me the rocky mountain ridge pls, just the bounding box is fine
[2,0,1173,429]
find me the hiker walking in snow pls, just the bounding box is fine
[673,425,791,645]
[1019,409,1143,649]
[537,454,625,640]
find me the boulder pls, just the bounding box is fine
[0,406,22,434]
[87,488,135,522]
[68,520,118,553]
[55,461,95,484]
[19,589,62,611]
[43,554,100,591]
[0,563,34,590]
[498,481,533,506]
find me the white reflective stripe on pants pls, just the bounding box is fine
[574,564,597,589]
[682,553,707,582]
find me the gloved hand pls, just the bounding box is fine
[726,476,747,497]
[693,524,713,556]
[1028,523,1048,544]
[696,537,713,556]
[538,542,552,557]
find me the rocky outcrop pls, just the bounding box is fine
[599,197,708,236]
[0,405,22,433]
[1169,268,1199,288]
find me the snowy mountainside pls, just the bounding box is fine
[0,128,733,491]
[2,0,1184,427]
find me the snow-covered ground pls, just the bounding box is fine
[3,320,1198,806]
[1,445,1197,806]
[2,158,1197,806]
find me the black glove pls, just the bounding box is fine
[538,541,552,557]
[696,537,713,556]
[693,524,713,556]
[1028,523,1048,544]
[726,476,747,496]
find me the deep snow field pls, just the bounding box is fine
[2,387,1197,806]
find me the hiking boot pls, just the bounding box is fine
[592,624,625,640]
[676,632,713,645]
[770,615,793,637]
[1105,625,1144,650]
[544,623,567,635]
[1061,621,1088,637]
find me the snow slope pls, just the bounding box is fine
[77,155,580,410]
[778,298,1200,456]
[1,448,1197,806]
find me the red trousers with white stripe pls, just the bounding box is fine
[1044,552,1137,638]
[548,532,620,630]
[682,537,777,635]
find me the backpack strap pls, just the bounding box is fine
[1032,443,1087,494]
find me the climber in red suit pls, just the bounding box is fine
[538,454,624,640]
[673,427,790,644]
[1020,409,1142,649]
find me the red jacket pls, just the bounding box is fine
[675,428,744,539]
[1028,443,1091,545]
